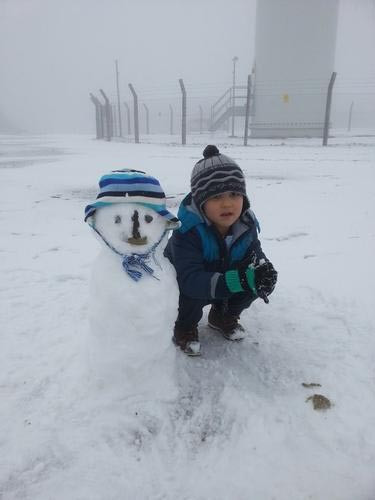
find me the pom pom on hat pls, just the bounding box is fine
[203,145,220,159]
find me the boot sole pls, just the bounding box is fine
[172,337,201,356]
[208,322,245,341]
[184,349,201,357]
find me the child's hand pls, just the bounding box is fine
[254,261,278,302]
[224,260,277,303]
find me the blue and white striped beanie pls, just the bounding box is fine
[84,169,179,225]
[191,145,249,210]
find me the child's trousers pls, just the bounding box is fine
[175,291,256,330]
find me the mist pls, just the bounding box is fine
[0,0,374,134]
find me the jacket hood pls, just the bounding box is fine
[177,193,204,233]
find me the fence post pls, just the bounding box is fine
[179,79,187,145]
[348,101,354,132]
[323,72,337,146]
[112,104,117,137]
[227,94,231,134]
[231,56,238,137]
[128,83,140,143]
[169,105,174,136]
[143,104,150,134]
[244,74,252,146]
[99,89,112,141]
[99,104,105,139]
[199,105,203,134]
[90,93,103,139]
[123,102,131,135]
[115,60,123,137]
[98,102,105,139]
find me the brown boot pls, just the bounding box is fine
[208,306,246,341]
[172,325,201,356]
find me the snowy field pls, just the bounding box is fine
[1,132,375,500]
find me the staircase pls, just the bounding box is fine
[210,86,249,132]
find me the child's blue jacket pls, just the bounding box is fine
[164,193,266,300]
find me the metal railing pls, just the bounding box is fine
[210,86,248,131]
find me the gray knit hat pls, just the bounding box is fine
[191,145,249,209]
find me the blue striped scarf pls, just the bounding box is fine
[121,254,155,282]
[91,225,165,282]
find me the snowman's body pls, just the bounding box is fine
[87,200,179,399]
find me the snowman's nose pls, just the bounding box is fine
[127,210,148,246]
[131,210,141,239]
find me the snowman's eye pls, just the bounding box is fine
[145,215,153,223]
[114,215,121,224]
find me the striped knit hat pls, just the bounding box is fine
[191,145,249,210]
[84,169,179,226]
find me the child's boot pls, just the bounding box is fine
[172,325,201,356]
[208,306,246,341]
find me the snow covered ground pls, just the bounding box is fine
[1,132,375,500]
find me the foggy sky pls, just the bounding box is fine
[0,0,374,133]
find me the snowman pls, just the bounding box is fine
[84,169,180,399]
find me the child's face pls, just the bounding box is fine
[203,192,243,236]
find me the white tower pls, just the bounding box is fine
[251,0,339,138]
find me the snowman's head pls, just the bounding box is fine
[85,170,179,255]
[92,203,174,254]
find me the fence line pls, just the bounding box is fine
[89,74,375,144]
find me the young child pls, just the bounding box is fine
[164,145,277,356]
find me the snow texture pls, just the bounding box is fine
[1,132,375,500]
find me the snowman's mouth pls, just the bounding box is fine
[127,236,148,245]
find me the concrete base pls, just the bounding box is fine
[250,124,324,139]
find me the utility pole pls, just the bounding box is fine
[323,72,337,146]
[128,83,140,143]
[244,74,252,146]
[115,60,123,137]
[231,56,238,137]
[179,79,187,145]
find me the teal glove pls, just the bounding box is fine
[224,268,257,295]
[225,261,278,304]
